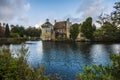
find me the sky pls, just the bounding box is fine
[0,0,119,27]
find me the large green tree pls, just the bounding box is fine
[11,25,25,37]
[94,22,118,41]
[5,24,10,38]
[111,2,120,26]
[95,1,120,41]
[97,2,120,26]
[25,27,41,37]
[70,23,79,41]
[81,17,95,40]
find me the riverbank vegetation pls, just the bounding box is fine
[0,44,120,80]
[77,54,120,80]
[0,44,49,80]
[70,2,120,42]
[0,24,42,44]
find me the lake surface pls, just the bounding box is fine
[2,41,120,80]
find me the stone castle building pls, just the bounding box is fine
[41,18,80,41]
[41,18,71,40]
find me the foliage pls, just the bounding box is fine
[81,17,96,40]
[0,44,49,80]
[5,24,10,38]
[25,26,42,37]
[11,25,25,37]
[94,1,120,41]
[97,2,120,26]
[94,22,118,41]
[111,2,120,26]
[77,54,120,80]
[11,25,41,38]
[10,33,20,38]
[70,23,80,41]
[0,24,4,37]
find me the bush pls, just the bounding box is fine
[10,33,20,38]
[0,44,49,80]
[77,54,120,80]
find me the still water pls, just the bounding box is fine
[3,41,120,80]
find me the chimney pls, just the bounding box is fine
[54,20,56,23]
[46,19,49,22]
[67,18,69,22]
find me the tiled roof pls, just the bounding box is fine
[54,21,67,29]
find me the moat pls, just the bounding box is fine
[2,41,120,80]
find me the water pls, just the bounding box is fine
[1,41,120,80]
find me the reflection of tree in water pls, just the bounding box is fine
[104,43,120,54]
[42,42,76,78]
[69,42,93,65]
[42,42,93,65]
[42,42,115,79]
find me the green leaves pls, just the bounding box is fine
[70,23,80,41]
[81,17,96,40]
[0,44,49,80]
[5,24,10,38]
[77,54,120,80]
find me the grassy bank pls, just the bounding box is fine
[0,38,27,44]
[0,37,41,44]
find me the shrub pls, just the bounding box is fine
[77,54,120,80]
[0,44,49,80]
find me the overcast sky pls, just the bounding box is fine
[0,0,119,27]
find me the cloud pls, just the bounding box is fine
[18,16,29,23]
[24,3,31,11]
[0,0,30,22]
[76,0,112,21]
[64,15,82,23]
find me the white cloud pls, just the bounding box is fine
[63,15,82,23]
[35,20,45,28]
[0,0,22,22]
[0,0,30,24]
[24,3,31,11]
[76,0,113,22]
[18,16,29,23]
[35,24,40,28]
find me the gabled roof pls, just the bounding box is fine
[54,21,67,29]
[41,22,53,28]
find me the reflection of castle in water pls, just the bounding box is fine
[42,42,93,65]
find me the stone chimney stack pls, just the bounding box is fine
[46,19,49,22]
[67,18,69,22]
[54,20,56,23]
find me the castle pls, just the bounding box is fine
[41,18,72,40]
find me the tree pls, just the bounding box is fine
[0,23,4,37]
[102,22,117,40]
[5,24,10,38]
[70,23,79,41]
[95,1,120,41]
[25,27,42,37]
[97,2,120,27]
[111,2,120,26]
[81,17,95,40]
[94,22,118,41]
[11,25,25,37]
